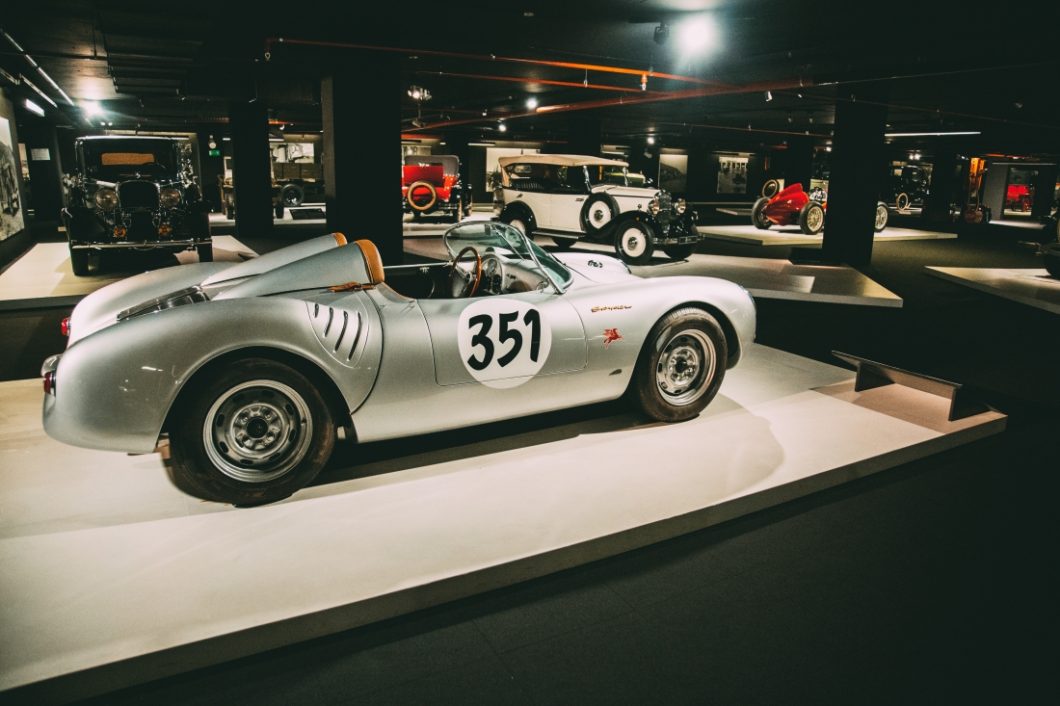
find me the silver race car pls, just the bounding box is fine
[42,222,756,505]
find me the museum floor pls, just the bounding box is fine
[1,223,1058,704]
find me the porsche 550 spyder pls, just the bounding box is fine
[42,222,756,505]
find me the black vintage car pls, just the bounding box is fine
[62,136,210,275]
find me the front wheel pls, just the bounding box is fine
[168,358,335,506]
[630,308,727,422]
[798,201,825,235]
[663,244,695,260]
[614,220,655,265]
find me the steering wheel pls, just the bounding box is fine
[450,246,483,297]
[480,252,507,295]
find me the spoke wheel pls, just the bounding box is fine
[874,203,889,232]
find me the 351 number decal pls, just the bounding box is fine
[458,301,552,389]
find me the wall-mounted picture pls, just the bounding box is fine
[716,153,749,194]
[658,153,688,194]
[0,116,25,241]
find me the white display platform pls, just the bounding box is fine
[698,223,957,247]
[402,212,492,237]
[0,345,1004,701]
[926,266,1060,315]
[404,238,902,308]
[0,237,255,311]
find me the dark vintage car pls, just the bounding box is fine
[62,136,210,275]
[401,154,471,221]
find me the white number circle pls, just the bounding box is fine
[458,299,552,389]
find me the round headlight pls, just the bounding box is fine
[160,187,182,209]
[675,198,687,215]
[648,196,661,216]
[94,188,118,212]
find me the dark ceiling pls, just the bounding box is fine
[3,0,1059,154]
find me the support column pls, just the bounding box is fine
[323,56,402,265]
[923,149,958,225]
[822,85,888,266]
[229,102,273,239]
[783,136,814,191]
[1031,163,1057,219]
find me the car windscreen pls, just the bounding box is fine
[82,140,178,181]
[444,221,573,291]
[586,164,629,187]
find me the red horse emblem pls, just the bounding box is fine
[603,328,623,347]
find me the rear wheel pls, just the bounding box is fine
[751,197,772,230]
[169,358,335,506]
[896,192,911,211]
[874,202,889,232]
[281,184,305,207]
[615,220,654,265]
[630,308,727,422]
[274,202,285,219]
[69,245,90,276]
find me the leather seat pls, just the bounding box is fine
[355,239,385,285]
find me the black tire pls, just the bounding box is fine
[225,205,235,219]
[663,244,695,260]
[896,192,911,211]
[751,197,772,230]
[281,183,305,207]
[630,307,728,423]
[197,243,214,262]
[463,194,473,219]
[761,179,780,198]
[798,201,825,235]
[406,180,438,213]
[274,202,285,219]
[1042,243,1060,279]
[69,246,90,276]
[874,202,889,232]
[614,219,655,265]
[168,358,335,506]
[580,193,619,240]
[499,205,536,237]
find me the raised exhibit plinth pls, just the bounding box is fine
[925,266,1060,315]
[698,223,957,247]
[0,237,255,311]
[0,345,1004,702]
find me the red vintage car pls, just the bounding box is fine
[401,154,471,222]
[1005,184,1033,212]
[751,183,889,235]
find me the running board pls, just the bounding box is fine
[532,230,580,241]
[832,351,990,422]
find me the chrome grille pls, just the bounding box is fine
[117,180,159,210]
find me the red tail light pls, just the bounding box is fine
[60,316,71,337]
[43,371,56,395]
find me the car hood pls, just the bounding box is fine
[591,184,660,200]
[555,252,637,285]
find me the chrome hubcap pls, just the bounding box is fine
[203,380,312,484]
[875,206,887,230]
[656,329,716,405]
[622,228,646,257]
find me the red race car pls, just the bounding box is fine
[751,183,889,235]
[1005,184,1033,212]
[401,154,471,222]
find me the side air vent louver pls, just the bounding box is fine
[308,301,365,365]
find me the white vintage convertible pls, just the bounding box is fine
[43,222,755,505]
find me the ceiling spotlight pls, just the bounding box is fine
[674,14,720,57]
[24,98,45,116]
[482,108,488,116]
[82,100,104,118]
[407,85,432,102]
[526,96,538,110]
[825,145,832,152]
[498,121,507,133]
[764,91,773,102]
[646,135,656,146]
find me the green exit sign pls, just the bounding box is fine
[208,148,221,158]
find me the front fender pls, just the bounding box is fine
[45,296,382,453]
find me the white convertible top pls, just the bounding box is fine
[497,154,629,168]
